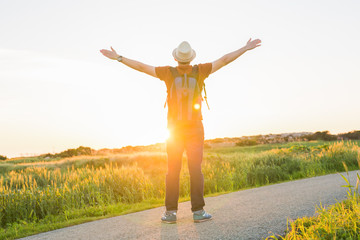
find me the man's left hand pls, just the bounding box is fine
[245,38,262,51]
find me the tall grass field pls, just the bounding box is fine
[1,140,360,239]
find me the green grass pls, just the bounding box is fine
[205,140,348,155]
[1,140,360,239]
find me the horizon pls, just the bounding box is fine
[5,129,358,159]
[1,0,360,159]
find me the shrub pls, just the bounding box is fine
[339,130,360,140]
[57,146,93,158]
[40,146,94,159]
[304,131,338,141]
[236,139,258,146]
[0,155,7,161]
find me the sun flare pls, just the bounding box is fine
[194,103,200,110]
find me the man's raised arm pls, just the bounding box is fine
[100,47,157,78]
[211,38,261,74]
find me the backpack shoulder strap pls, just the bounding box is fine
[193,64,210,110]
[164,67,178,91]
[169,67,180,78]
[164,67,179,108]
[192,64,210,110]
[203,82,210,110]
[191,65,199,78]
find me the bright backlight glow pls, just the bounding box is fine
[164,129,170,140]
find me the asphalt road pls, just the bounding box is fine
[20,170,359,240]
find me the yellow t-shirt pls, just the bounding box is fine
[155,63,212,124]
[155,63,212,85]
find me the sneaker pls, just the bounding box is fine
[161,210,177,224]
[193,209,212,223]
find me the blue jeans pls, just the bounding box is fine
[165,120,205,212]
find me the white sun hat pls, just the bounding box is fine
[172,41,196,63]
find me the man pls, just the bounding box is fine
[100,38,261,223]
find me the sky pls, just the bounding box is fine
[1,0,360,158]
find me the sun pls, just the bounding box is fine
[164,129,171,140]
[155,128,171,142]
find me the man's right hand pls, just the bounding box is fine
[100,47,119,60]
[100,46,157,78]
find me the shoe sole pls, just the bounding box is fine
[194,218,212,223]
[161,220,176,224]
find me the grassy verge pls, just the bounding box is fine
[1,140,360,239]
[0,192,231,240]
[0,198,164,239]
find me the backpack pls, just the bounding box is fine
[164,65,209,123]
